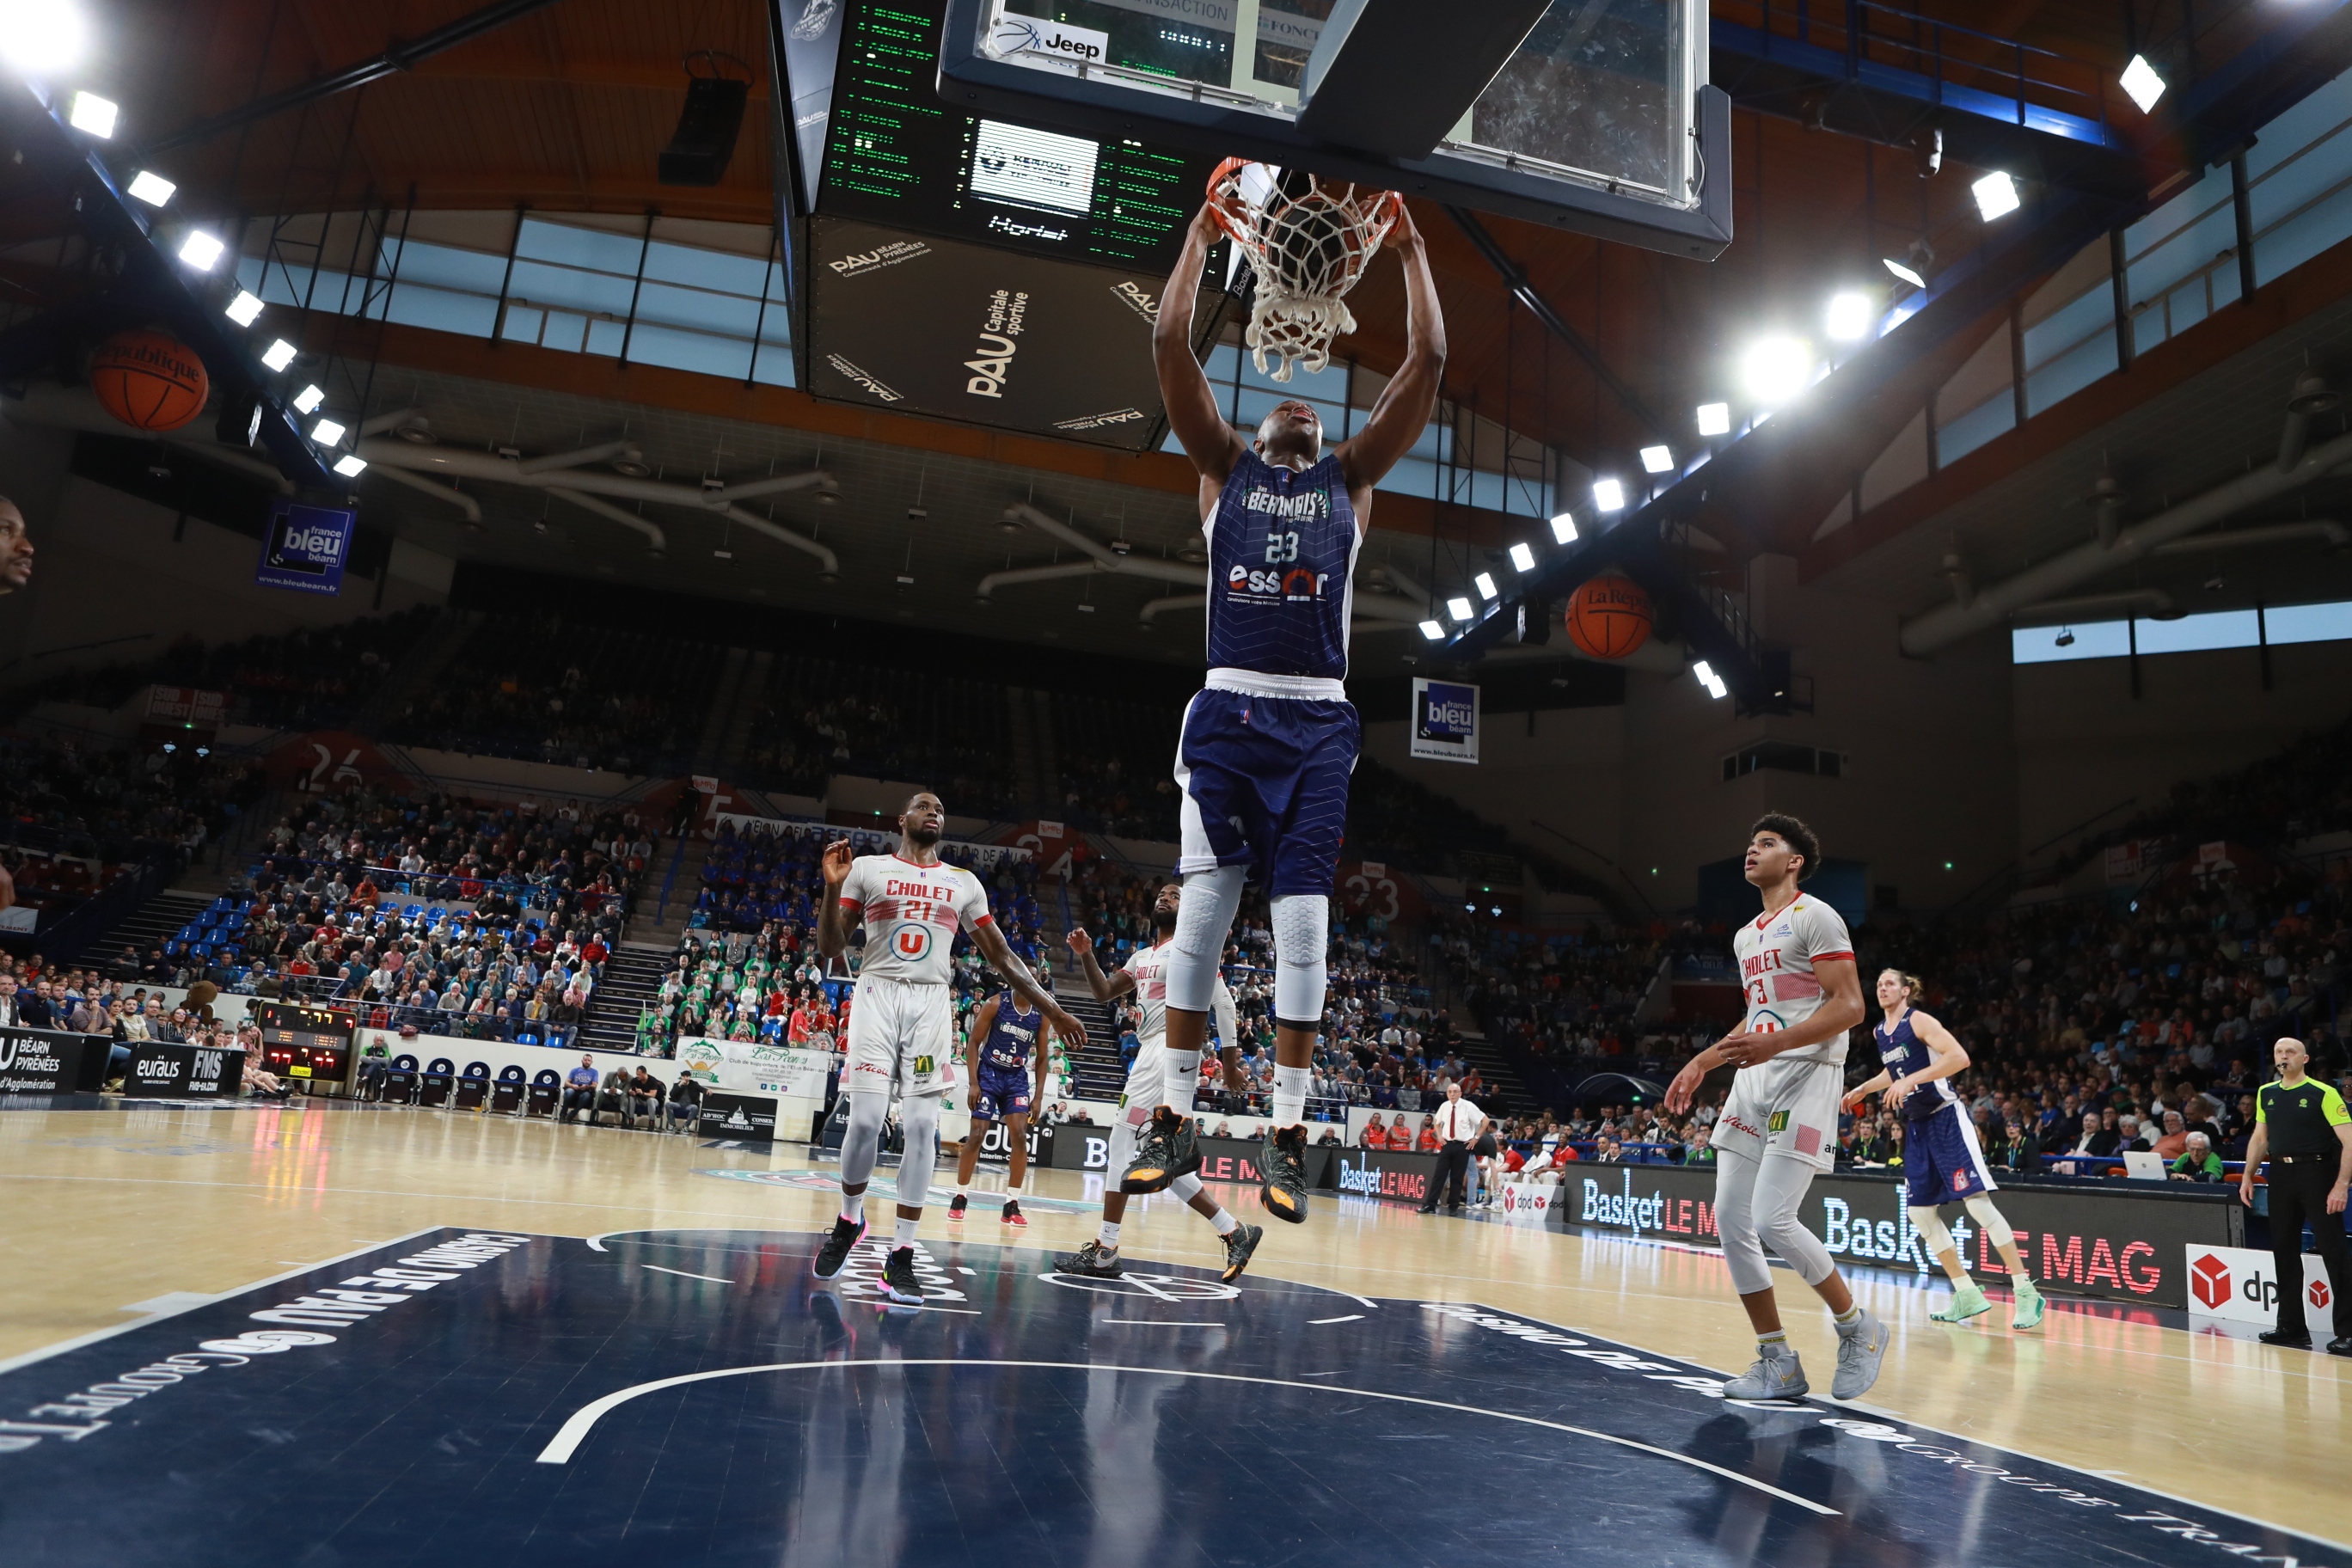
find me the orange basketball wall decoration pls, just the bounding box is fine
[1565,574,1653,659]
[89,330,210,432]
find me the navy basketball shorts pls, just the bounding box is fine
[1173,687,1360,897]
[1904,1103,1998,1206]
[972,1063,1032,1122]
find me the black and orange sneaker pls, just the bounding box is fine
[1121,1106,1200,1194]
[1221,1222,1265,1283]
[947,1192,969,1220]
[1054,1240,1122,1277]
[1259,1125,1310,1225]
[812,1214,866,1280]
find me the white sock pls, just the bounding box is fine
[1206,1205,1239,1236]
[1003,1173,1022,1197]
[893,1215,918,1248]
[1758,1329,1792,1359]
[1161,1047,1199,1109]
[1834,1303,1865,1333]
[1272,1064,1309,1126]
[1098,1221,1121,1248]
[955,1182,969,1197]
[842,1191,866,1224]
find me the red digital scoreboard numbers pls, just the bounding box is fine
[252,1001,358,1092]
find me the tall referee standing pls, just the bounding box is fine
[2239,1036,2352,1355]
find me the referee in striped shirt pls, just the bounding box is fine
[2239,1037,2352,1354]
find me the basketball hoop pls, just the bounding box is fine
[1206,158,1401,384]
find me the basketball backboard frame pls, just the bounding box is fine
[935,0,1733,260]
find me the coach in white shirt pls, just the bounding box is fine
[1417,1080,1487,1214]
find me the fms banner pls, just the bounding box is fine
[255,499,354,595]
[1410,678,1479,764]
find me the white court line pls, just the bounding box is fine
[1099,1320,1222,1326]
[1309,1314,1365,1325]
[642,1265,735,1284]
[531,1357,1840,1515]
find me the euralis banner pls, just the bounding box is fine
[1561,1165,2242,1310]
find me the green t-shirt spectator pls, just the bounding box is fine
[2170,1145,2225,1182]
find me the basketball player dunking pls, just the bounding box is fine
[1124,197,1443,1222]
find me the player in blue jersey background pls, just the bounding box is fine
[1124,193,1444,1227]
[950,972,1054,1228]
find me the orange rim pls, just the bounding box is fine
[1204,156,1255,242]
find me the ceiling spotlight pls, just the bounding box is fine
[67,91,116,138]
[309,418,346,446]
[0,1,87,73]
[1418,619,1445,641]
[260,339,297,371]
[177,230,226,271]
[333,454,367,477]
[1549,511,1578,544]
[1473,572,1498,600]
[1692,660,1728,700]
[1592,478,1626,513]
[1972,170,2021,221]
[1695,401,1730,437]
[2120,53,2166,113]
[1447,596,1474,622]
[1825,291,1873,341]
[291,383,325,414]
[612,455,653,477]
[126,170,175,207]
[1639,444,1674,475]
[1739,335,1815,405]
[1883,256,1926,289]
[1508,542,1535,573]
[2054,628,2076,647]
[224,291,264,327]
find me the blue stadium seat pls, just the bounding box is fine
[419,1057,457,1108]
[454,1061,492,1111]
[491,1063,528,1115]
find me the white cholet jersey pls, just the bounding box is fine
[1730,893,1856,1064]
[837,854,991,986]
[1123,940,1238,1047]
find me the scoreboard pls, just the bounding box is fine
[251,1001,358,1093]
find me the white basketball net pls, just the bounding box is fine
[1207,159,1400,383]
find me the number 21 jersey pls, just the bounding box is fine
[836,854,990,985]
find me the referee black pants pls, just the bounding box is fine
[1424,1141,1471,1210]
[2269,1155,2352,1339]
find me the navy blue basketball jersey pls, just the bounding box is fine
[982,991,1040,1071]
[1874,1012,1960,1120]
[1204,450,1362,682]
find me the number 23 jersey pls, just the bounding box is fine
[1731,894,1855,1064]
[837,854,991,985]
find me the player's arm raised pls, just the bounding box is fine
[1066,926,1134,1002]
[1337,203,1445,507]
[814,839,856,960]
[1154,205,1246,494]
[970,919,1087,1050]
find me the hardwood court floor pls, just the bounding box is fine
[0,1097,2345,1562]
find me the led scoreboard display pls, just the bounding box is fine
[251,1000,358,1093]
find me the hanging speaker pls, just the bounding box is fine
[659,65,750,187]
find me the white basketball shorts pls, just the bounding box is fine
[1708,1055,1843,1172]
[846,977,956,1099]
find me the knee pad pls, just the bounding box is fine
[1168,1172,1204,1202]
[1963,1193,2013,1246]
[1713,1151,1773,1295]
[1166,866,1245,1013]
[844,1090,889,1142]
[1908,1204,1955,1255]
[898,1093,940,1147]
[1269,892,1329,1027]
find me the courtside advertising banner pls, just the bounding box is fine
[255,499,355,595]
[2183,1243,2337,1326]
[1410,678,1479,763]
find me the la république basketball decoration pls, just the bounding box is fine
[1565,574,1653,659]
[89,329,210,432]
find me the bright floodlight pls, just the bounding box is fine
[334,454,368,477]
[1973,170,2021,221]
[1825,291,1873,341]
[1418,619,1445,641]
[1447,596,1474,622]
[291,383,325,413]
[0,1,88,73]
[1592,478,1626,513]
[1508,542,1536,573]
[1693,660,1727,699]
[1883,256,1926,289]
[177,230,225,271]
[1473,572,1498,601]
[2120,53,2165,113]
[1740,336,1814,405]
[126,169,175,206]
[1639,444,1674,475]
[260,338,297,371]
[1549,511,1578,544]
[224,291,264,327]
[309,418,346,446]
[67,91,115,138]
[1695,401,1730,437]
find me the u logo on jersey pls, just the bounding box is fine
[893,926,932,960]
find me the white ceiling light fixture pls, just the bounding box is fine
[1592,477,1626,512]
[1473,571,1498,601]
[66,91,115,138]
[1694,401,1730,437]
[1549,511,1578,544]
[291,383,325,414]
[1972,170,2021,221]
[1824,291,1873,341]
[260,339,296,371]
[1692,659,1728,700]
[1418,619,1446,641]
[1639,444,1674,474]
[0,1,88,74]
[126,169,175,206]
[177,230,226,271]
[224,291,264,327]
[1883,256,1926,289]
[1446,596,1475,622]
[1740,335,1816,405]
[333,454,368,477]
[2120,53,2166,113]
[309,418,346,446]
[1508,541,1536,573]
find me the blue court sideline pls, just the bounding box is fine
[0,1227,2335,1567]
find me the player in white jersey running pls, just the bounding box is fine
[811,791,1083,1305]
[1665,814,1887,1402]
[1056,881,1264,1283]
